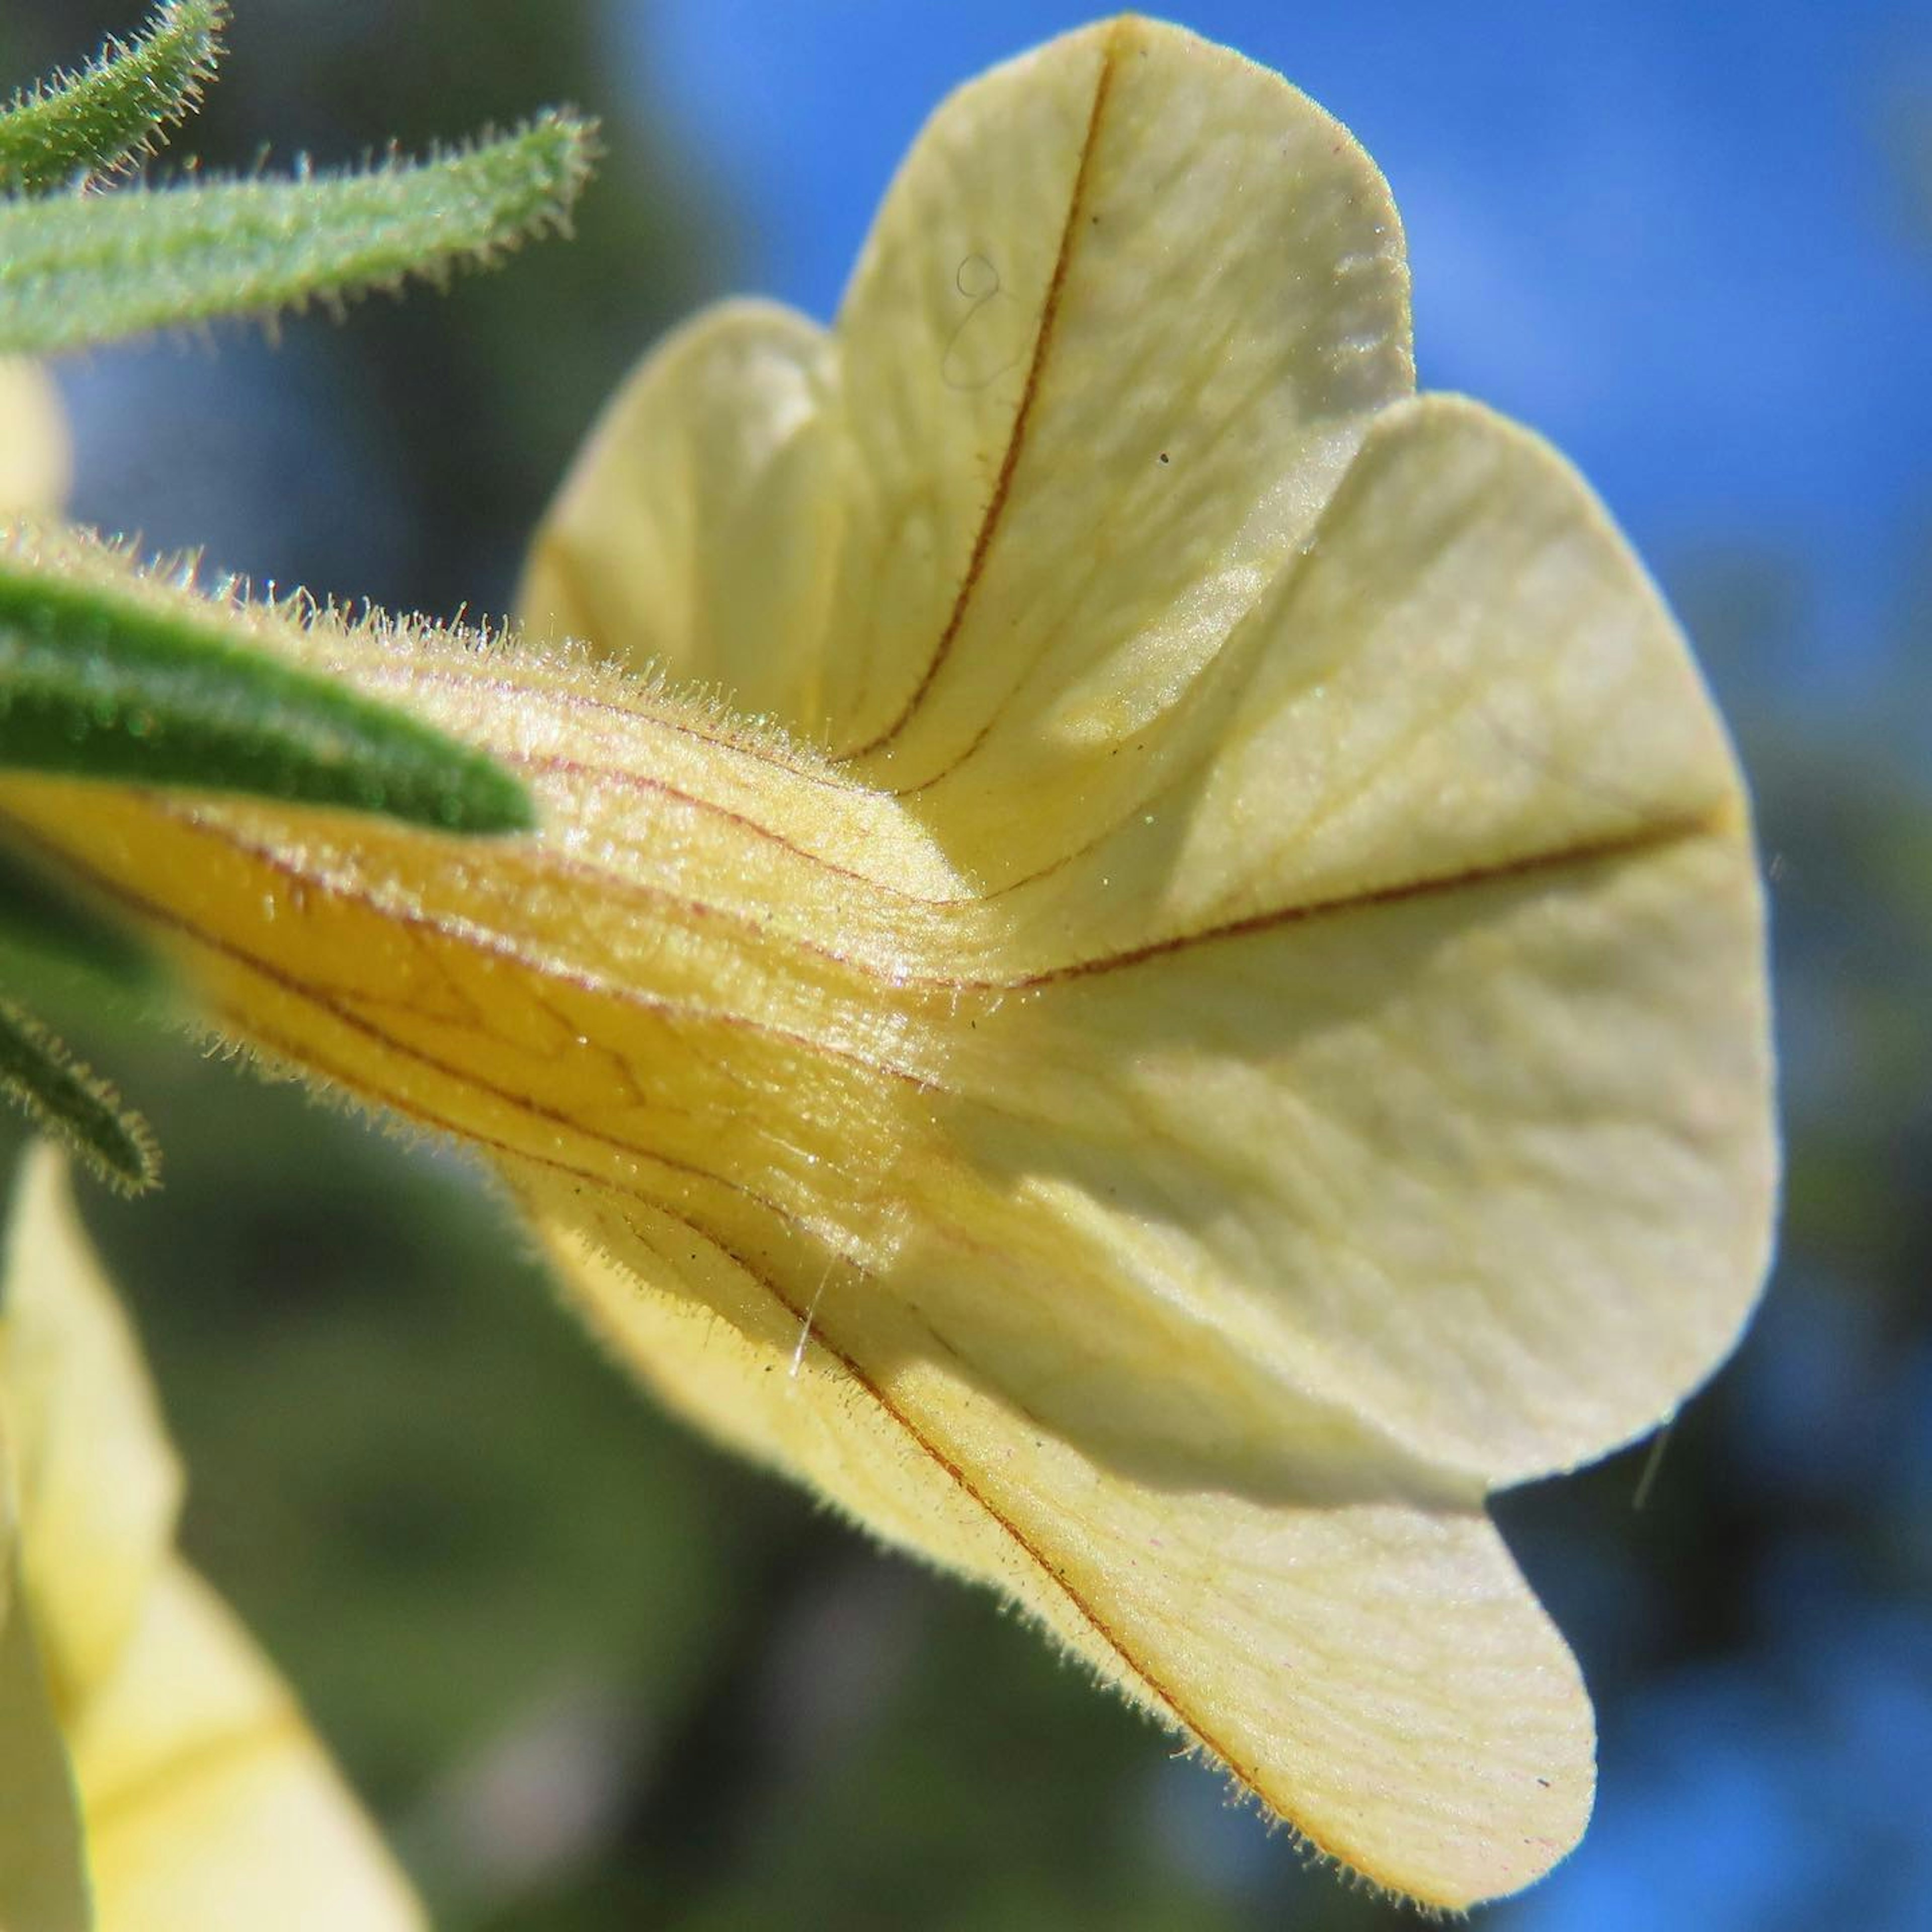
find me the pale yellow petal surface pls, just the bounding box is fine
[0,1147,183,1709]
[0,11,1779,1898]
[993,396,1750,968]
[0,358,72,516]
[833,18,1410,841]
[518,300,845,709]
[542,1213,1592,1910]
[951,831,1772,1487]
[944,399,1778,1480]
[0,1141,424,1929]
[0,511,1767,1898]
[70,1560,425,1932]
[521,16,1413,844]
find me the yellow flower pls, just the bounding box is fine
[0,1149,426,1931]
[0,358,70,518]
[0,17,1776,1907]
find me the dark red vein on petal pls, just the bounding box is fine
[0,816,926,1221]
[137,807,951,1082]
[1010,811,1729,987]
[840,27,1124,764]
[594,1200,1338,1862]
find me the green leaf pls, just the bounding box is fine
[0,109,597,355]
[0,545,536,834]
[0,1,225,196]
[0,995,157,1194]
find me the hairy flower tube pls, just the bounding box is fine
[0,1149,424,1931]
[0,17,1776,1907]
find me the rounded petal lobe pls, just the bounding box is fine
[0,1145,183,1708]
[971,397,1776,1480]
[540,1206,1593,1910]
[997,394,1754,965]
[834,18,1412,838]
[974,829,1774,1486]
[520,17,1414,826]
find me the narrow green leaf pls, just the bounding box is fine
[0,549,536,833]
[0,110,597,355]
[0,0,225,196]
[0,995,157,1194]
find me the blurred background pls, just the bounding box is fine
[2,2,1929,1927]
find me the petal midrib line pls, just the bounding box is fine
[837,26,1125,765]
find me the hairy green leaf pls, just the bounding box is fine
[0,550,535,833]
[0,0,225,196]
[0,109,596,354]
[0,995,157,1193]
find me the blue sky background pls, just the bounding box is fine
[626,1,1932,694]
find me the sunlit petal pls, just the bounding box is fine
[959,398,1777,1479]
[829,20,1410,832]
[0,1145,182,1709]
[0,357,71,516]
[71,1561,423,1932]
[524,17,1412,825]
[519,300,845,716]
[544,1218,1591,1910]
[0,1147,424,1930]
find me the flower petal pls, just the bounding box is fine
[995,396,1754,963]
[69,1559,425,1932]
[830,17,1410,812]
[947,396,1778,1481]
[956,828,1773,1487]
[0,1145,183,1709]
[520,17,1413,826]
[0,356,71,515]
[0,1137,422,1929]
[539,1213,1593,1910]
[517,300,847,723]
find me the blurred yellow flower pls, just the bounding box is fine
[0,1149,425,1931]
[0,16,1776,1907]
[0,357,70,518]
